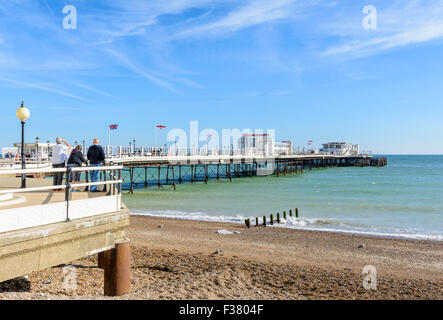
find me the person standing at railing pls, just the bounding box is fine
[67,145,87,192]
[52,137,72,191]
[87,138,105,192]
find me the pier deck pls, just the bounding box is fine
[106,154,387,192]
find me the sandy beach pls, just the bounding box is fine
[0,215,442,300]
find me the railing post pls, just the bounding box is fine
[103,168,107,193]
[65,166,72,222]
[85,165,90,192]
[117,168,121,195]
[112,169,116,195]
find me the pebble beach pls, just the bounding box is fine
[1,216,442,300]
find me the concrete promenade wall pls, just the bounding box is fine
[0,206,130,283]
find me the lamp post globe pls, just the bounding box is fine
[16,101,30,122]
[16,101,30,188]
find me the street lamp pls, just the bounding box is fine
[47,140,50,161]
[206,134,212,156]
[133,139,136,156]
[35,137,40,167]
[129,141,132,156]
[16,101,30,188]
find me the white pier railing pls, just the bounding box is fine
[0,165,123,233]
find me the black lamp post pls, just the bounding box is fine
[47,140,50,161]
[16,101,30,188]
[35,136,40,166]
[133,139,136,156]
[82,140,85,155]
[129,142,132,156]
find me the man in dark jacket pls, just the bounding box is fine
[67,145,87,191]
[87,138,105,192]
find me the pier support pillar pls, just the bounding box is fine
[103,238,131,296]
[98,251,105,269]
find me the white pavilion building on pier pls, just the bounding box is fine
[319,142,359,156]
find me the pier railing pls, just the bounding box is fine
[0,165,123,233]
[0,158,51,168]
[102,146,369,159]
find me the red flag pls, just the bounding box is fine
[109,124,118,130]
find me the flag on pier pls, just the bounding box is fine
[109,124,118,130]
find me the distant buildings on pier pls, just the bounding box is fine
[238,135,359,156]
[319,142,359,156]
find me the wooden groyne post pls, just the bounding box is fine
[103,238,131,296]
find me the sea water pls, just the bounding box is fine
[123,155,443,241]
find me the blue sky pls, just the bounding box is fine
[0,0,442,154]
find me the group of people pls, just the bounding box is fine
[52,138,105,192]
[4,151,15,158]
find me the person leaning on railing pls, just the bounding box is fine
[67,145,87,192]
[87,138,105,192]
[52,137,72,191]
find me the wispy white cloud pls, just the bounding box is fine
[322,0,443,57]
[173,0,302,38]
[69,82,117,99]
[324,22,443,56]
[105,48,182,94]
[1,78,88,101]
[84,0,217,44]
[41,0,54,16]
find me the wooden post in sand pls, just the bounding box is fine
[245,219,250,228]
[277,212,280,223]
[270,214,274,225]
[295,208,299,218]
[283,211,287,220]
[263,216,266,226]
[289,209,293,217]
[256,217,259,227]
[103,238,131,296]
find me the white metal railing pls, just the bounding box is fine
[0,165,123,229]
[2,146,372,163]
[0,159,52,167]
[102,145,372,159]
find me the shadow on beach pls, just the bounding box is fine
[0,277,31,293]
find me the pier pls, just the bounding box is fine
[106,153,387,193]
[0,144,386,294]
[0,165,131,296]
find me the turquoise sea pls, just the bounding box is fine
[123,155,443,241]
